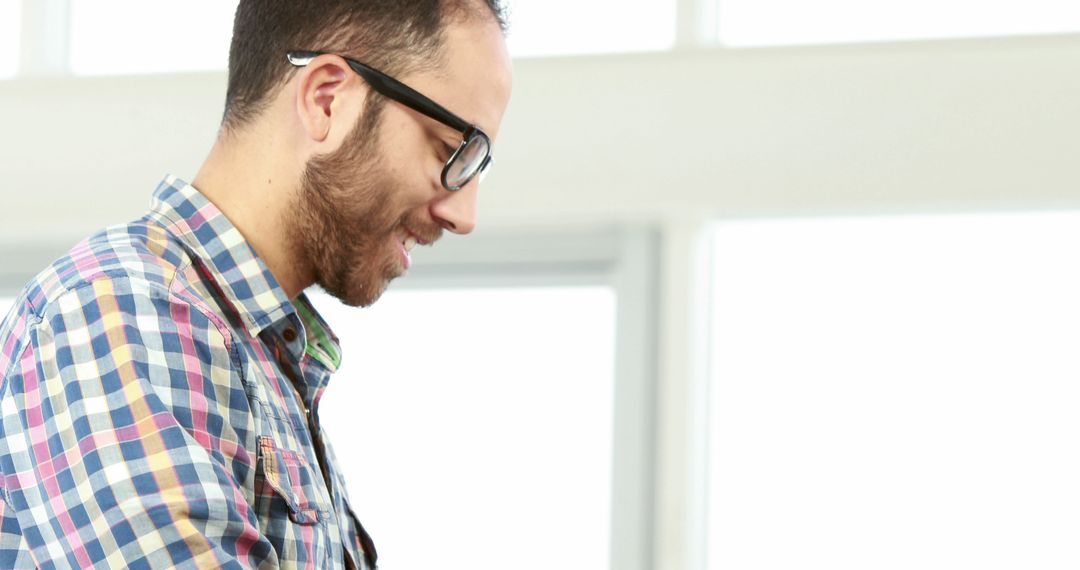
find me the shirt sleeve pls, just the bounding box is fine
[0,276,277,569]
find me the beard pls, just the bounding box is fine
[287,97,442,307]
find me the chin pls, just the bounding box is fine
[342,268,401,308]
[321,250,403,308]
[337,279,388,308]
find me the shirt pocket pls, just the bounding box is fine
[256,435,324,525]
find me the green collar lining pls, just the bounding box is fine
[295,298,342,371]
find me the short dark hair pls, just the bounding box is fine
[222,0,507,135]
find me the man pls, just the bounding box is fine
[0,0,512,568]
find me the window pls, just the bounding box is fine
[312,286,617,569]
[0,0,20,79]
[505,0,676,57]
[707,212,1080,568]
[718,0,1080,47]
[63,0,677,75]
[69,0,239,76]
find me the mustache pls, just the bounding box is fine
[400,212,444,246]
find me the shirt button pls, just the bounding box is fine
[283,328,298,343]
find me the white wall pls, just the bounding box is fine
[2,32,1079,570]
[2,33,1078,250]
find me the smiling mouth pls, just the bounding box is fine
[397,230,421,271]
[395,226,440,272]
[402,225,438,248]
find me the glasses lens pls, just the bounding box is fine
[446,134,490,188]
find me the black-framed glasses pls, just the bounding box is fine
[286,51,493,191]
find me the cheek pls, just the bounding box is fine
[384,118,451,189]
[384,168,440,223]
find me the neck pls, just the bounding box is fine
[192,124,312,300]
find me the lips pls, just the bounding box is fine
[402,225,438,247]
[396,236,413,270]
[394,224,441,272]
[396,230,423,270]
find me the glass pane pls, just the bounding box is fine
[313,286,616,570]
[69,0,239,75]
[719,0,1080,47]
[708,212,1080,569]
[0,0,20,79]
[505,0,675,57]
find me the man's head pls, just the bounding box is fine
[217,0,513,307]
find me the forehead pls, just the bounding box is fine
[405,17,513,140]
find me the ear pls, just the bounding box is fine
[294,54,365,143]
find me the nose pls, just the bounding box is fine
[430,179,479,235]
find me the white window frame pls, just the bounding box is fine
[392,226,663,570]
[9,0,724,79]
[17,0,70,77]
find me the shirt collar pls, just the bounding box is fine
[146,175,343,373]
[147,174,296,338]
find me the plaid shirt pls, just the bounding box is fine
[0,176,377,569]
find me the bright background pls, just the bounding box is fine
[707,213,1080,569]
[2,1,1080,569]
[313,287,616,570]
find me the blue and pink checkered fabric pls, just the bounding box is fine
[0,175,375,569]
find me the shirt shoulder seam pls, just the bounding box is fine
[2,272,246,399]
